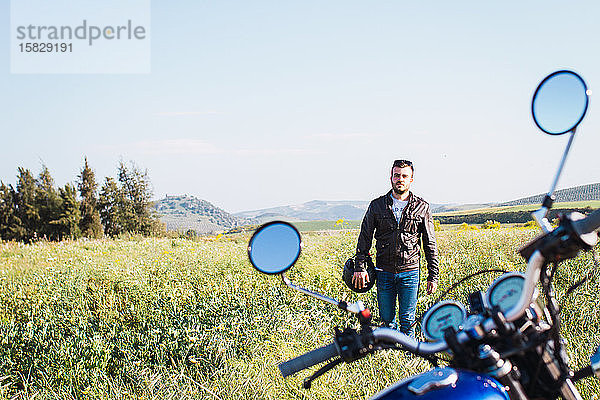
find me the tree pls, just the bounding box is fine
[78,158,103,238]
[0,182,25,240]
[36,165,63,240]
[15,168,40,242]
[117,161,153,234]
[98,177,125,237]
[53,184,82,240]
[98,162,164,237]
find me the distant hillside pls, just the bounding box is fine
[497,183,600,207]
[153,195,254,234]
[433,181,600,225]
[153,183,600,232]
[434,201,600,224]
[236,199,448,223]
[234,200,370,223]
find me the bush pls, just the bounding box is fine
[459,222,479,231]
[482,220,502,229]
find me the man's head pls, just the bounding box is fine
[390,159,414,195]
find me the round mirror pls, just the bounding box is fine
[247,221,302,275]
[532,70,589,135]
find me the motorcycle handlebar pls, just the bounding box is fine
[277,208,600,379]
[278,249,548,371]
[372,328,448,354]
[278,342,339,377]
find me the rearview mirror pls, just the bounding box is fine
[532,70,589,135]
[247,221,302,275]
[247,220,368,315]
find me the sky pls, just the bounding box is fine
[2,1,600,213]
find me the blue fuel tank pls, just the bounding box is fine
[371,368,509,400]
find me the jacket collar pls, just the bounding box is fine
[385,190,413,207]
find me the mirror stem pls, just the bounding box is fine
[549,128,576,197]
[533,128,577,233]
[280,274,364,314]
[281,274,340,308]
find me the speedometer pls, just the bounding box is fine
[421,301,467,342]
[486,272,525,313]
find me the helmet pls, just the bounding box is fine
[342,255,376,293]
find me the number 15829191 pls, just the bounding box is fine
[19,43,72,53]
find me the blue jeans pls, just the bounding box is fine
[376,269,420,336]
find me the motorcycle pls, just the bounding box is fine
[246,70,600,399]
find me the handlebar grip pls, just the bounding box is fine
[572,208,600,236]
[278,342,339,378]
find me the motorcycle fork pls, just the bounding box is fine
[538,345,582,400]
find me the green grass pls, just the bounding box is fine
[291,220,361,232]
[0,229,599,398]
[434,200,600,216]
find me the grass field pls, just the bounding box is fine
[0,228,599,399]
[291,220,521,232]
[291,220,362,232]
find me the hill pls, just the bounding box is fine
[234,200,370,223]
[432,183,600,224]
[497,183,600,206]
[153,195,254,234]
[153,183,600,232]
[433,202,600,225]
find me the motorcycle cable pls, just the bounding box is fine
[301,341,439,389]
[560,248,600,382]
[412,268,508,329]
[542,249,599,316]
[527,335,550,395]
[382,342,442,366]
[559,248,600,308]
[524,267,563,397]
[541,262,574,391]
[337,322,443,364]
[407,268,510,368]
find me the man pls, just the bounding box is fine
[353,159,439,336]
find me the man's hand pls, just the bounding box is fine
[352,271,369,290]
[427,280,437,295]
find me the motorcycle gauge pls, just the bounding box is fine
[421,301,467,342]
[485,272,525,313]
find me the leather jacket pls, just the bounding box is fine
[355,191,439,282]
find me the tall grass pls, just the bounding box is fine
[0,228,598,399]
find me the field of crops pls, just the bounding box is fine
[0,228,599,399]
[434,200,600,217]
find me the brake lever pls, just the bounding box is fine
[302,336,428,389]
[303,357,343,389]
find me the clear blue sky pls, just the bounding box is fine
[2,1,600,212]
